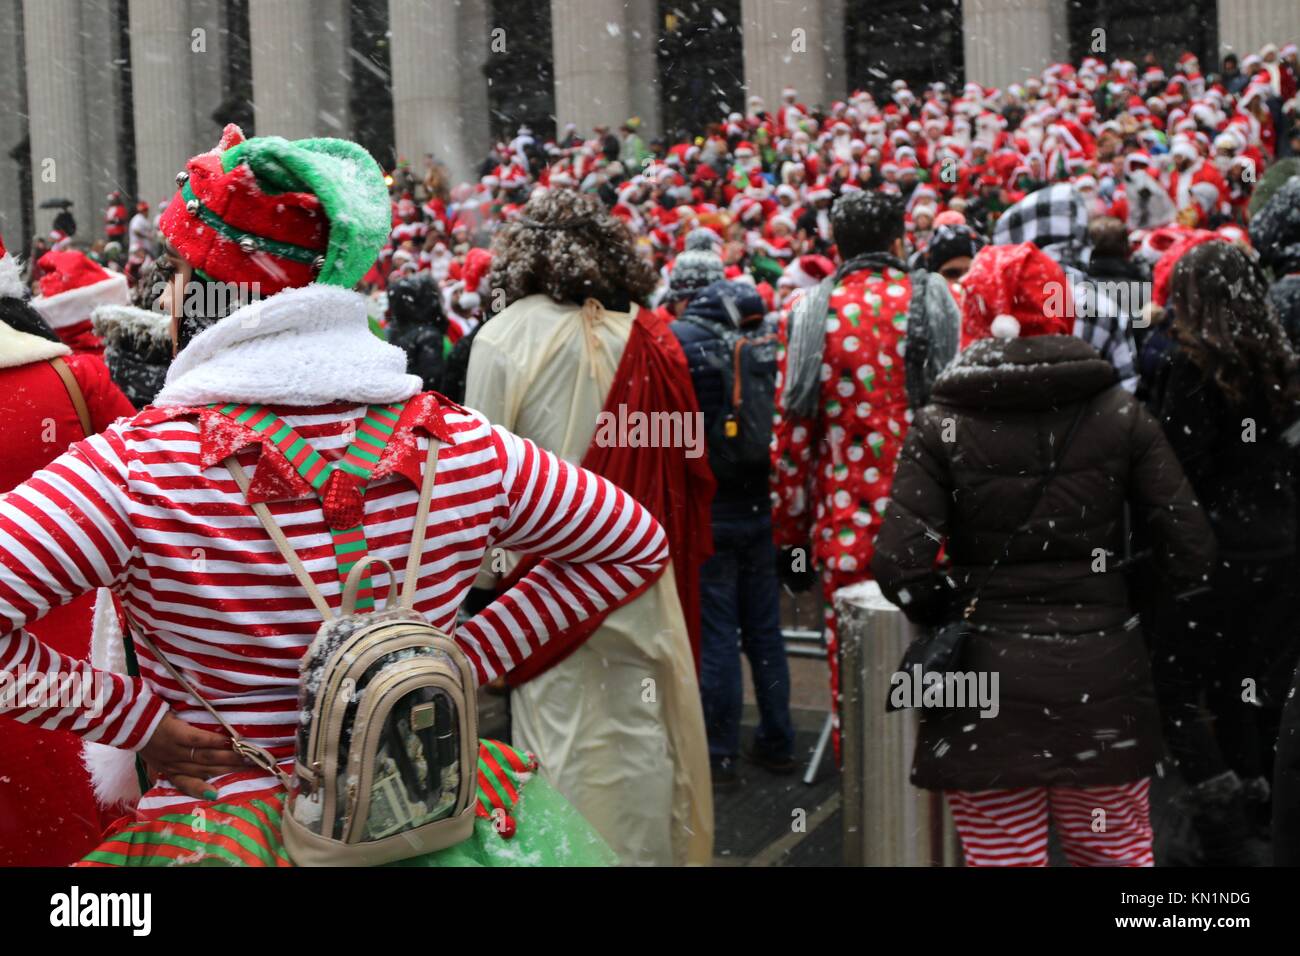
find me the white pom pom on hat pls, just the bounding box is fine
[460,291,481,311]
[990,314,1021,339]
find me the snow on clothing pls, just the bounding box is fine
[0,324,136,866]
[1143,344,1300,788]
[870,334,1214,791]
[385,273,449,393]
[770,256,959,751]
[0,285,666,868]
[671,280,771,511]
[947,780,1155,867]
[1249,176,1300,345]
[466,293,714,867]
[91,304,172,408]
[992,185,1138,391]
[1145,345,1297,566]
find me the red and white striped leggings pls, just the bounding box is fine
[947,779,1154,867]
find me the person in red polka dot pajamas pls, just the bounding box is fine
[771,191,960,758]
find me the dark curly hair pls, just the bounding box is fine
[1169,241,1300,423]
[488,189,658,310]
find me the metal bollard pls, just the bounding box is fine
[835,580,960,867]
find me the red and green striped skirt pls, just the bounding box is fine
[77,740,617,868]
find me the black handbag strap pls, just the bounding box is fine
[960,399,1089,620]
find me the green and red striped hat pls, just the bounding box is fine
[159,124,390,295]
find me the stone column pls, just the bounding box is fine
[741,0,829,112]
[81,0,131,215]
[0,0,27,246]
[22,0,95,240]
[188,0,230,148]
[821,0,848,103]
[390,0,491,185]
[551,0,655,135]
[963,0,1069,90]
[1218,0,1300,58]
[625,0,662,137]
[129,0,198,210]
[313,0,352,137]
[458,0,493,164]
[248,0,319,139]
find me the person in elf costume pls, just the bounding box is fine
[0,125,656,867]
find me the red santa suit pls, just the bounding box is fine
[0,243,137,865]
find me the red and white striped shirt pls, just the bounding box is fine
[0,394,667,814]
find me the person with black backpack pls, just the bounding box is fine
[672,279,796,790]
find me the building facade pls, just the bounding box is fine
[0,0,1296,255]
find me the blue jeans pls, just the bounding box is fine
[698,510,795,762]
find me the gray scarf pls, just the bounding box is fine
[783,252,901,419]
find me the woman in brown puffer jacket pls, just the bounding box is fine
[871,243,1214,867]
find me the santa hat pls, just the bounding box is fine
[159,124,390,295]
[1152,232,1220,306]
[1170,138,1200,162]
[959,243,1072,345]
[458,247,492,312]
[31,249,129,334]
[780,254,835,291]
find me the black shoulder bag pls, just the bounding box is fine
[887,401,1087,711]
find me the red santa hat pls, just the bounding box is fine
[458,247,493,311]
[1153,232,1219,306]
[781,254,835,290]
[959,243,1072,345]
[807,178,833,201]
[31,249,129,333]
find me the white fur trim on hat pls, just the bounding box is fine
[990,314,1021,339]
[31,271,130,330]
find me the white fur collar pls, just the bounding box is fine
[156,284,422,407]
[0,321,70,369]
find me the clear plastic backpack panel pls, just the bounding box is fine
[359,686,461,842]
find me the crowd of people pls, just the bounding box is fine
[1,38,1300,867]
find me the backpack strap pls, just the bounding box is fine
[226,457,335,621]
[401,438,441,609]
[49,357,93,437]
[225,435,441,619]
[128,627,294,789]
